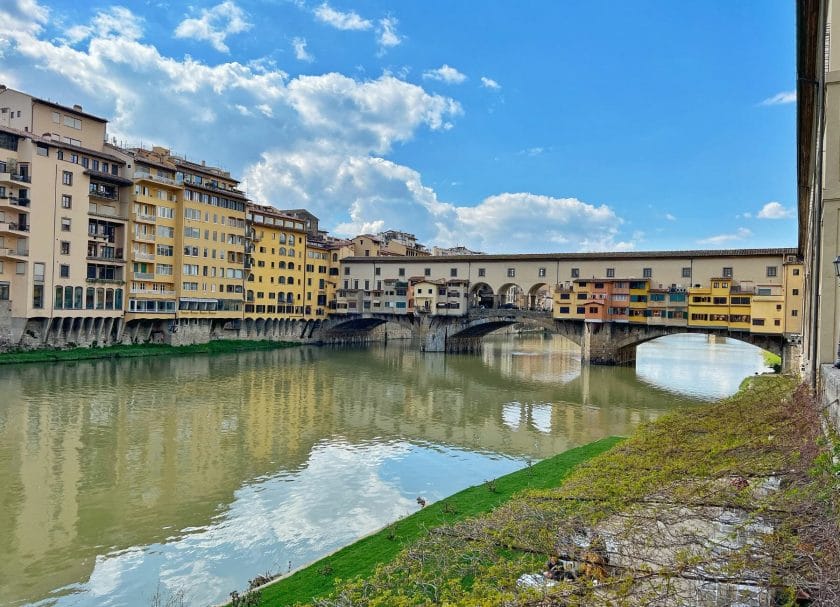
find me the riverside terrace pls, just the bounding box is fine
[324,248,803,365]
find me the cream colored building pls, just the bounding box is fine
[0,87,130,347]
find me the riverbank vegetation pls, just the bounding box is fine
[266,376,839,606]
[0,339,297,365]
[247,438,623,606]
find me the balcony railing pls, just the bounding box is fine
[133,272,154,280]
[87,254,126,263]
[132,250,155,261]
[88,203,127,220]
[133,171,178,187]
[0,195,30,208]
[0,247,28,258]
[132,212,157,224]
[0,221,30,233]
[134,232,156,242]
[130,287,176,295]
[89,186,119,201]
[0,172,31,184]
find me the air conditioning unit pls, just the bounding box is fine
[785,255,797,263]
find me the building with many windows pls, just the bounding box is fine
[0,86,131,347]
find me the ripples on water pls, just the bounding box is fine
[0,333,769,606]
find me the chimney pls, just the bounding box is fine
[0,85,6,92]
[201,160,206,167]
[73,104,82,111]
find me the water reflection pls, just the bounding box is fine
[0,334,768,606]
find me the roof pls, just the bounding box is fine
[342,248,799,264]
[31,95,108,123]
[0,124,126,164]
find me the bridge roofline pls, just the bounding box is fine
[342,247,800,264]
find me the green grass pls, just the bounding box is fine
[763,351,781,367]
[0,339,298,365]
[254,436,623,606]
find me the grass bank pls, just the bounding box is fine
[251,437,623,606]
[0,339,298,365]
[293,375,840,606]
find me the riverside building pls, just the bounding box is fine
[0,86,131,348]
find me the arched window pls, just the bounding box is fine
[288,276,295,284]
[288,248,295,257]
[288,262,295,270]
[286,293,294,303]
[64,286,73,309]
[278,234,286,244]
[278,261,286,269]
[115,288,123,310]
[74,286,83,309]
[279,247,286,256]
[86,287,95,309]
[278,276,286,284]
[277,291,285,301]
[247,290,254,302]
[96,288,105,309]
[288,236,295,245]
[54,286,63,309]
[105,289,114,310]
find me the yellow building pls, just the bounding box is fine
[688,278,734,330]
[750,284,785,335]
[784,261,804,335]
[120,146,180,322]
[305,239,335,318]
[245,204,307,319]
[628,279,650,324]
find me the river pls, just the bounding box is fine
[0,333,770,606]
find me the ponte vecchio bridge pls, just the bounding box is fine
[314,248,803,367]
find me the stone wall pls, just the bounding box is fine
[820,364,840,433]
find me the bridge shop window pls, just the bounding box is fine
[766,266,778,277]
[478,268,486,277]
[559,306,569,313]
[722,267,733,278]
[577,306,585,314]
[571,268,579,278]
[643,267,652,278]
[606,268,615,277]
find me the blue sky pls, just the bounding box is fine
[0,1,796,253]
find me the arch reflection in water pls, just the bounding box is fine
[0,334,767,607]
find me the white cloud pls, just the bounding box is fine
[314,3,372,31]
[665,213,676,221]
[292,37,313,62]
[760,90,796,106]
[0,0,49,37]
[518,147,543,157]
[697,228,753,246]
[422,64,467,84]
[377,17,401,50]
[480,76,500,90]
[174,1,252,53]
[756,201,793,219]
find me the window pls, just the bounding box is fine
[606,268,615,278]
[63,115,82,129]
[344,266,350,275]
[61,218,71,231]
[538,267,546,277]
[61,194,71,209]
[507,268,515,278]
[722,267,733,278]
[792,309,799,317]
[793,268,800,276]
[571,268,580,278]
[478,268,486,277]
[33,284,43,308]
[682,267,691,278]
[52,111,60,124]
[62,170,73,185]
[60,241,70,255]
[643,268,652,278]
[576,306,585,314]
[36,144,48,157]
[424,268,431,276]
[398,268,405,277]
[59,264,69,278]
[752,318,765,326]
[766,266,778,277]
[450,268,457,277]
[792,288,799,296]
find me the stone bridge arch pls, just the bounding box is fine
[316,313,417,345]
[526,282,552,311]
[469,282,495,309]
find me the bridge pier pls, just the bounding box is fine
[582,322,638,366]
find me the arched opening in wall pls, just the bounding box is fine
[634,333,780,401]
[527,282,551,311]
[497,283,525,309]
[469,282,495,309]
